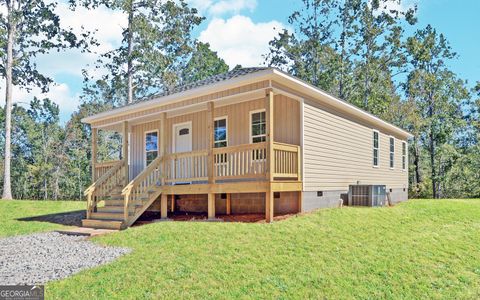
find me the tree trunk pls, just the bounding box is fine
[126,2,134,105]
[2,7,15,200]
[413,137,422,186]
[429,128,438,199]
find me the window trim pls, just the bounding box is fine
[144,129,159,168]
[389,136,395,170]
[372,130,379,168]
[214,115,228,148]
[402,141,407,172]
[249,109,267,144]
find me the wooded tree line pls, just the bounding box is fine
[0,0,478,200]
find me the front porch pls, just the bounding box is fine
[84,88,303,229]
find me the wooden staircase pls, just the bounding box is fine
[82,156,164,230]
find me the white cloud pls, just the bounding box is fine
[187,0,257,16]
[375,0,417,16]
[0,82,80,123]
[198,15,285,68]
[35,2,127,79]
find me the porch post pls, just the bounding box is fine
[91,127,97,183]
[208,193,215,219]
[122,121,129,185]
[160,193,168,219]
[207,101,216,220]
[226,193,231,215]
[265,89,274,222]
[160,112,167,186]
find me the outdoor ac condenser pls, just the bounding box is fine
[348,185,386,207]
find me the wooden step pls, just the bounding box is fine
[82,219,124,230]
[109,194,124,200]
[97,206,124,213]
[104,199,123,206]
[90,211,124,221]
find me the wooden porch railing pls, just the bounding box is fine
[213,142,267,180]
[94,160,122,181]
[84,160,126,218]
[164,150,209,183]
[122,155,163,221]
[272,142,301,179]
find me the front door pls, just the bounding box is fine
[173,122,192,183]
[173,122,192,153]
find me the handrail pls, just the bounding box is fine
[95,160,122,168]
[84,160,125,218]
[84,160,125,196]
[122,155,163,221]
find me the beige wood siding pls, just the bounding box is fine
[128,95,300,178]
[303,99,408,191]
[92,81,269,128]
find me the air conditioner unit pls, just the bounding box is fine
[348,185,386,207]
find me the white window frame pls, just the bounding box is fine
[372,130,379,168]
[213,116,228,148]
[389,136,395,170]
[144,129,159,168]
[402,141,407,171]
[249,109,267,144]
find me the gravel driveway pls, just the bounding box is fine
[0,232,130,285]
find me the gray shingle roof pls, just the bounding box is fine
[134,67,269,105]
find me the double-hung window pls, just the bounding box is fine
[250,110,266,160]
[389,137,395,169]
[145,130,158,167]
[402,141,407,171]
[373,131,379,167]
[214,117,228,164]
[251,110,266,143]
[214,117,228,148]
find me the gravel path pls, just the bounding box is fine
[0,232,130,285]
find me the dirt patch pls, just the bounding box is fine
[134,211,296,225]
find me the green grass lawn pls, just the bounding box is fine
[2,199,480,299]
[0,200,84,237]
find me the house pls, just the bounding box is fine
[82,67,412,230]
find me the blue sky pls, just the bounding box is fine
[4,0,479,122]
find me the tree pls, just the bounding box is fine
[180,42,229,84]
[265,0,416,119]
[0,0,92,199]
[81,0,204,106]
[405,25,469,198]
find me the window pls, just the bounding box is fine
[214,117,227,148]
[373,131,379,167]
[250,110,266,143]
[145,131,158,166]
[250,110,266,160]
[402,141,407,171]
[389,137,395,169]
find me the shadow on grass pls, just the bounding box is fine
[17,210,86,227]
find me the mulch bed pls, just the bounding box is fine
[134,211,296,225]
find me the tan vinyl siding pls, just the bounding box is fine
[303,100,408,191]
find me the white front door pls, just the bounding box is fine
[173,122,192,183]
[173,122,192,153]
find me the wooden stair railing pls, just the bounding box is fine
[84,160,126,219]
[122,155,163,226]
